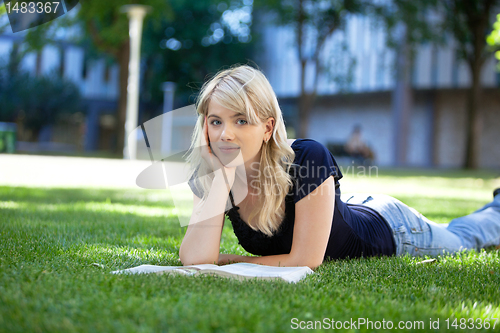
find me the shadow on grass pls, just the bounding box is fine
[0,188,189,268]
[0,186,173,208]
[0,187,244,271]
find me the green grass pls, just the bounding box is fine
[1,169,500,332]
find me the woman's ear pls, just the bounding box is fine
[265,117,275,138]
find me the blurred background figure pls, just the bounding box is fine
[345,125,375,166]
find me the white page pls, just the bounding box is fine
[111,264,180,274]
[200,263,313,282]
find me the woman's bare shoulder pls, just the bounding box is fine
[287,139,296,147]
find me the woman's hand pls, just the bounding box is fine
[201,116,237,187]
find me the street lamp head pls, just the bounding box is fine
[120,5,152,19]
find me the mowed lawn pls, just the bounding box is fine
[1,169,500,332]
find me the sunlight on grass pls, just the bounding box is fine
[0,200,192,222]
[0,200,20,209]
[341,173,498,201]
[451,301,500,323]
[77,243,180,266]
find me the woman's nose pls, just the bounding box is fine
[221,125,235,141]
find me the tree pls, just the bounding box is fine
[373,0,499,169]
[256,0,362,139]
[371,0,440,166]
[441,0,499,169]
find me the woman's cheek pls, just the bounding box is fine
[208,128,217,140]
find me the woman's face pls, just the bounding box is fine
[206,99,274,168]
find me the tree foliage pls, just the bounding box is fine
[440,0,497,67]
[141,0,255,108]
[486,13,500,69]
[439,0,499,169]
[372,0,499,169]
[254,0,363,138]
[16,0,172,154]
[16,0,255,155]
[372,0,440,49]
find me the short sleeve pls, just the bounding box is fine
[289,139,342,203]
[188,169,204,199]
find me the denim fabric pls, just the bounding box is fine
[342,193,500,257]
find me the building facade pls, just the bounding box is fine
[259,14,500,168]
[2,10,499,167]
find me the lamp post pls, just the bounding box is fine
[161,82,176,157]
[121,4,151,159]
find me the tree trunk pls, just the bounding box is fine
[116,40,130,157]
[296,56,317,139]
[460,0,494,169]
[8,43,20,75]
[464,60,483,169]
[297,92,314,139]
[392,26,413,167]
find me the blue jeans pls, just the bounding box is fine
[343,193,500,257]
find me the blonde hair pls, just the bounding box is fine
[186,65,295,236]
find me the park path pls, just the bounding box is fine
[0,154,154,188]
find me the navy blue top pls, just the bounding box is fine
[190,139,396,261]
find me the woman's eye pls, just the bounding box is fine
[211,120,221,125]
[237,119,248,125]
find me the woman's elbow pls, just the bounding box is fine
[289,253,323,270]
[307,259,323,270]
[299,258,323,270]
[179,248,218,266]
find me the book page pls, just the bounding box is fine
[158,264,220,276]
[111,263,313,282]
[196,263,313,283]
[184,264,220,270]
[111,264,219,275]
[111,264,181,274]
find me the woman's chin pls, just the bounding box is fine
[222,160,245,168]
[219,152,245,168]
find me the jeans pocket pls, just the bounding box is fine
[402,213,432,256]
[406,208,431,234]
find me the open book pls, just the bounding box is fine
[111,262,313,283]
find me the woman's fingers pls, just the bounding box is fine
[201,117,211,158]
[205,116,213,154]
[201,116,222,171]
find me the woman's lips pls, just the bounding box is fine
[219,147,240,153]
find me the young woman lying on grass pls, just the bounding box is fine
[179,65,500,269]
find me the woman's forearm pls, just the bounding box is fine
[179,172,231,265]
[218,253,320,269]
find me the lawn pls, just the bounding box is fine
[1,169,500,332]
